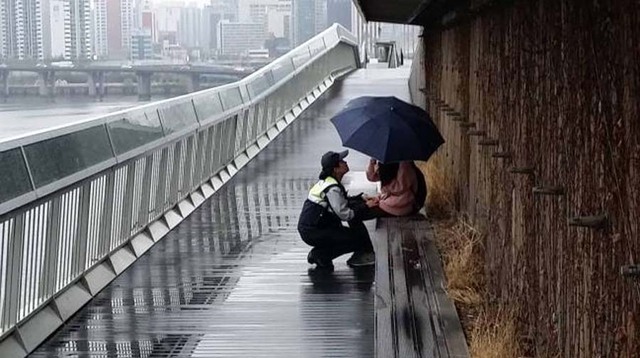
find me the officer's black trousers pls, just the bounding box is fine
[299,220,373,261]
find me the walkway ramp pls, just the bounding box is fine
[30,66,411,357]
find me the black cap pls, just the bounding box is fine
[321,150,349,170]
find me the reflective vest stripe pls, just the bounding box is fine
[307,177,339,206]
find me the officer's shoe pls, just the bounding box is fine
[307,249,334,270]
[347,251,375,267]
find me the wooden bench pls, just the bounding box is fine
[373,214,470,358]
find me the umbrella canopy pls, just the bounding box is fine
[330,96,444,163]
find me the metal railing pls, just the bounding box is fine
[0,24,360,356]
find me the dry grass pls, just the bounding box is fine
[469,307,522,358]
[415,155,455,218]
[419,155,522,357]
[436,217,485,308]
[433,215,523,358]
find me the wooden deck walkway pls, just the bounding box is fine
[30,65,467,357]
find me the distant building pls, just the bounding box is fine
[120,0,134,58]
[141,1,156,42]
[93,0,135,59]
[219,21,265,56]
[131,29,152,60]
[154,5,180,45]
[92,0,108,57]
[68,0,92,59]
[211,0,238,22]
[162,42,188,62]
[0,0,44,60]
[292,0,326,46]
[0,0,91,60]
[203,6,221,53]
[238,0,291,41]
[45,0,69,59]
[179,6,202,48]
[327,0,350,30]
[313,0,327,34]
[265,2,290,40]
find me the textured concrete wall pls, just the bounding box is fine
[417,0,640,356]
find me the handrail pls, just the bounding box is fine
[0,23,358,217]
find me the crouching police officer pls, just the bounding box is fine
[297,150,376,270]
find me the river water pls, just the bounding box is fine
[0,96,165,141]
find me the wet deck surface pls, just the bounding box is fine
[31,66,411,358]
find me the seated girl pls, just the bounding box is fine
[362,159,426,217]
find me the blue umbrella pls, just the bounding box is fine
[330,96,444,163]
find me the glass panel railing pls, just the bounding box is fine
[219,87,244,110]
[291,48,311,70]
[23,126,114,188]
[270,60,295,84]
[158,101,199,135]
[247,72,273,100]
[107,110,165,156]
[193,92,224,123]
[0,148,32,202]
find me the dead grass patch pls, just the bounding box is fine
[418,154,522,356]
[433,215,485,323]
[469,306,522,358]
[433,215,523,358]
[415,155,455,218]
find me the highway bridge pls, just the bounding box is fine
[0,63,258,101]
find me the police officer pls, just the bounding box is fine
[297,150,376,270]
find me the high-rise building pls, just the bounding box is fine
[120,0,134,58]
[313,0,326,34]
[0,1,9,59]
[219,21,265,55]
[154,5,180,45]
[327,0,350,30]
[92,0,108,58]
[68,0,91,59]
[141,1,155,42]
[43,0,69,59]
[0,0,45,60]
[237,0,290,40]
[131,28,152,60]
[93,0,134,59]
[293,0,318,46]
[178,6,202,48]
[211,0,238,22]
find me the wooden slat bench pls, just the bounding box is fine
[373,214,470,358]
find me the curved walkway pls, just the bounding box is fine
[31,66,411,358]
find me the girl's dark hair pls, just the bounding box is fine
[378,162,399,186]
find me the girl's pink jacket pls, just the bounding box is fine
[366,161,418,216]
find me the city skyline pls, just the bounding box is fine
[0,0,418,63]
